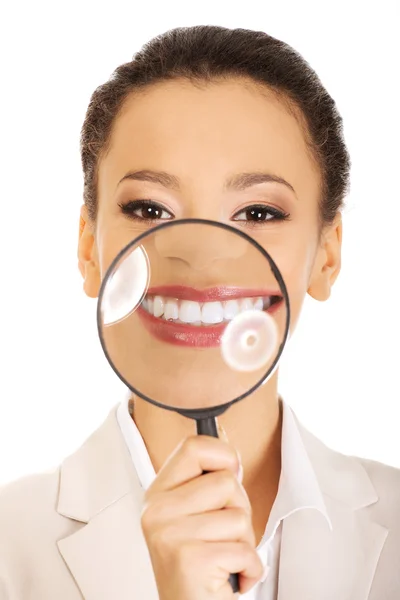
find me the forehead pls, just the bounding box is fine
[99,78,320,199]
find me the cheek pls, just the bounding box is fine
[263,234,318,331]
[279,260,310,331]
[95,221,136,280]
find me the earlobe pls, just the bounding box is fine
[308,216,342,302]
[77,205,101,299]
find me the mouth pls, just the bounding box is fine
[137,286,283,347]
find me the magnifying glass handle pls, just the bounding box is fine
[196,417,240,594]
[196,416,219,437]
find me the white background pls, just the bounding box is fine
[0,1,399,485]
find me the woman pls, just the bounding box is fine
[0,24,399,600]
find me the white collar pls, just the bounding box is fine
[117,395,332,543]
[263,399,332,544]
[117,395,157,491]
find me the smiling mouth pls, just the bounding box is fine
[137,286,283,348]
[140,287,283,326]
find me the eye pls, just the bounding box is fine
[118,200,174,222]
[232,204,290,225]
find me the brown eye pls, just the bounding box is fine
[232,204,289,224]
[136,205,169,219]
[119,200,174,221]
[244,207,271,221]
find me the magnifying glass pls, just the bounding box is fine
[97,218,290,592]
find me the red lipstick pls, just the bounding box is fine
[137,286,283,348]
[146,286,281,302]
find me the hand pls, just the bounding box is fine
[141,435,263,600]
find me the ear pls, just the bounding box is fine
[77,205,101,298]
[308,214,342,301]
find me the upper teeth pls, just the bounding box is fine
[141,296,272,325]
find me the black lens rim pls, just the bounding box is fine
[97,218,291,419]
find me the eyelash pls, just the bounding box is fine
[233,204,290,227]
[118,199,290,227]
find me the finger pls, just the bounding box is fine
[145,470,251,524]
[156,508,256,547]
[197,541,263,595]
[148,435,240,493]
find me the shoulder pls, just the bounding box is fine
[294,409,400,507]
[353,457,400,595]
[0,469,75,559]
[358,455,400,489]
[356,456,400,521]
[296,412,400,525]
[0,470,85,596]
[0,467,60,523]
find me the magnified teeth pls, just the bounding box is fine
[263,297,272,310]
[164,300,179,321]
[240,298,253,312]
[201,301,224,324]
[223,299,240,320]
[153,296,164,318]
[254,297,263,310]
[179,300,202,323]
[142,295,279,324]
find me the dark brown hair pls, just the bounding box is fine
[80,25,350,225]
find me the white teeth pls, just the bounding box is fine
[201,301,224,324]
[153,296,164,318]
[240,298,253,312]
[254,297,263,311]
[179,300,202,323]
[164,299,179,321]
[224,299,240,320]
[143,295,277,323]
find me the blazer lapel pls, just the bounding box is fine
[278,416,388,600]
[57,490,158,600]
[55,404,389,600]
[56,405,159,600]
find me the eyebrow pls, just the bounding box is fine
[117,169,297,196]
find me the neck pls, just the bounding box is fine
[131,374,282,540]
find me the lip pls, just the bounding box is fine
[137,286,283,348]
[146,285,281,302]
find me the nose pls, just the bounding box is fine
[153,221,248,271]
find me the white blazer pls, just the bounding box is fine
[0,404,399,599]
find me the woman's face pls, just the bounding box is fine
[79,77,341,406]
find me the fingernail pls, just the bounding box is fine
[217,420,229,442]
[236,449,243,483]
